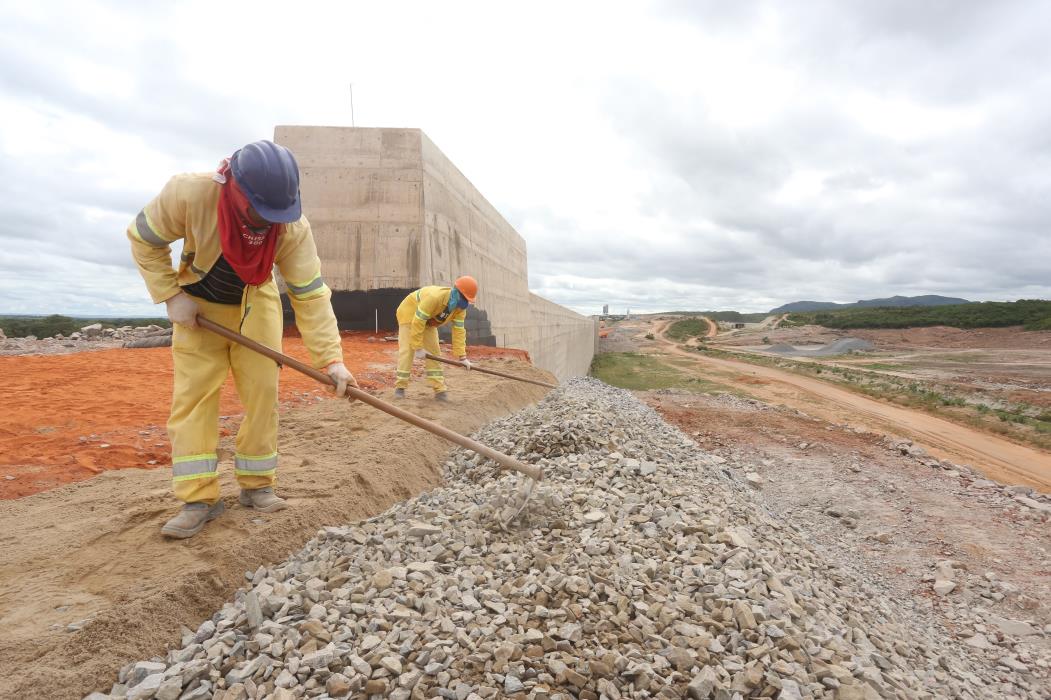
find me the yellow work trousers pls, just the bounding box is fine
[168,284,282,504]
[396,324,445,392]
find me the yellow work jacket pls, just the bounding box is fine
[126,172,342,369]
[396,286,468,358]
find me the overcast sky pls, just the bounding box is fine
[1,0,1049,317]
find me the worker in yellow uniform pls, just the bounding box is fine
[394,277,478,401]
[128,140,357,539]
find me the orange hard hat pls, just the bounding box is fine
[454,275,478,303]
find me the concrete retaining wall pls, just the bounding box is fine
[274,126,595,380]
[527,293,598,379]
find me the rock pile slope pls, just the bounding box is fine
[89,379,1042,699]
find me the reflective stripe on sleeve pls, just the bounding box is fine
[134,210,169,247]
[172,453,219,482]
[234,452,278,477]
[287,275,327,300]
[415,309,430,321]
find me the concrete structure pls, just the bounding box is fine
[274,126,595,380]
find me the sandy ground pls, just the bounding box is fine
[0,360,552,700]
[643,319,1051,490]
[0,334,528,498]
[644,389,1050,678]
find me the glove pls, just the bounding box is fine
[325,362,358,399]
[459,357,472,371]
[413,348,427,361]
[165,292,199,328]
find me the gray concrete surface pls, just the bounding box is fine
[274,126,594,380]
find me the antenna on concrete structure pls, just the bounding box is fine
[349,83,356,127]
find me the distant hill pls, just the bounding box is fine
[770,295,971,314]
[787,299,1051,331]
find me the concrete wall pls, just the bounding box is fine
[274,127,424,290]
[528,293,598,379]
[273,126,595,380]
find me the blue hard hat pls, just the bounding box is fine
[230,140,302,223]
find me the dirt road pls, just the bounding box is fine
[0,360,551,700]
[702,316,718,338]
[655,320,1051,490]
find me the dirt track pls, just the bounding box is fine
[0,360,551,700]
[654,320,1051,490]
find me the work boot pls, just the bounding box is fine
[239,486,287,513]
[435,391,449,402]
[161,501,225,539]
[393,388,406,399]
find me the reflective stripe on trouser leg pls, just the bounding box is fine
[171,453,220,504]
[396,324,414,389]
[235,452,278,479]
[230,282,282,491]
[168,299,237,505]
[423,326,446,392]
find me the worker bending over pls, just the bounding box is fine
[128,140,357,539]
[394,277,478,400]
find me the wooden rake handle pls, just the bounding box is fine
[195,317,542,482]
[424,353,558,389]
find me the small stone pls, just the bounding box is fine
[734,600,757,630]
[129,662,166,687]
[220,684,247,700]
[932,579,956,596]
[745,472,763,488]
[406,521,442,538]
[245,591,262,629]
[126,674,163,700]
[556,623,583,642]
[778,679,803,700]
[155,676,183,700]
[989,616,1037,637]
[687,665,718,699]
[964,633,994,650]
[999,656,1030,672]
[380,656,403,675]
[326,673,352,697]
[504,675,525,693]
[373,569,394,590]
[365,679,388,695]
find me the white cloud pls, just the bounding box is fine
[1,0,1049,318]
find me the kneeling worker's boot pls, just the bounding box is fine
[161,501,225,539]
[393,388,406,399]
[239,486,287,513]
[435,391,450,402]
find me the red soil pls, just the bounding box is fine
[0,332,528,499]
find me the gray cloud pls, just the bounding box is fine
[2,1,1049,318]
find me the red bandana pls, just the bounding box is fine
[214,159,282,286]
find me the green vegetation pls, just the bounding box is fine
[666,318,709,341]
[590,352,724,393]
[0,314,170,338]
[788,299,1051,330]
[859,362,905,371]
[701,311,769,323]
